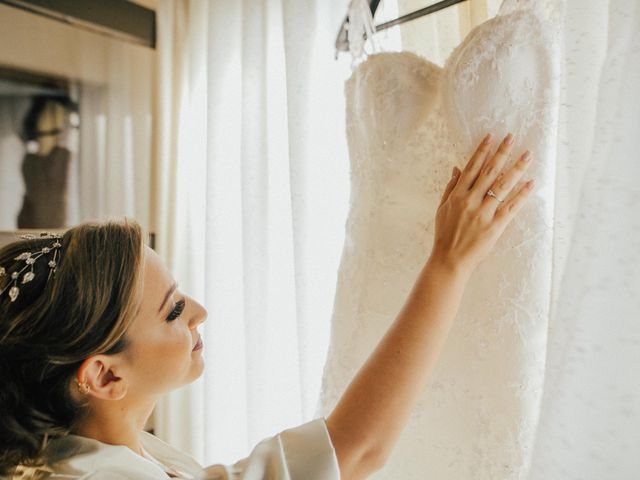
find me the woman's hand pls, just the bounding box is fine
[430,132,535,277]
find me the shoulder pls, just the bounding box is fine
[13,433,187,480]
[11,466,141,480]
[200,417,340,480]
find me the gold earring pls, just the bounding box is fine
[76,379,90,394]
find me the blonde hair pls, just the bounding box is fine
[0,219,145,475]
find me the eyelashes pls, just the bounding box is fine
[166,299,186,322]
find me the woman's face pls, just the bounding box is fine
[120,246,207,399]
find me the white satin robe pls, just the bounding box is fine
[12,418,340,480]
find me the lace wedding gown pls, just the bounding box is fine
[316,1,562,478]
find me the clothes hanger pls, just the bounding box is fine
[335,0,469,57]
[21,95,79,155]
[22,95,78,139]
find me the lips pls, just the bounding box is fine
[192,335,203,351]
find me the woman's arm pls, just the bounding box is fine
[325,258,469,479]
[325,132,535,479]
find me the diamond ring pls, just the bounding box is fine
[486,189,504,203]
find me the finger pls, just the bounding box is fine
[480,150,532,212]
[457,133,493,190]
[494,179,535,224]
[439,167,460,206]
[471,132,516,198]
[499,179,528,206]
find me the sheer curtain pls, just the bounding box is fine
[153,0,351,465]
[393,0,504,64]
[529,0,640,477]
[75,41,153,229]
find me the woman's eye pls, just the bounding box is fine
[166,299,186,322]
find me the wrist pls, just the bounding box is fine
[423,254,473,284]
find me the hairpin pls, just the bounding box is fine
[0,232,63,303]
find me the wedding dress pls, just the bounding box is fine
[316,0,562,478]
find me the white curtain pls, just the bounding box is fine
[75,42,153,229]
[529,0,640,476]
[154,0,639,475]
[153,0,351,465]
[393,0,504,64]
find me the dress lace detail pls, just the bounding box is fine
[316,3,562,479]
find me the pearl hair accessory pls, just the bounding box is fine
[0,232,62,303]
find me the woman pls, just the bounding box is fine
[0,132,534,479]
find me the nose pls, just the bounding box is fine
[189,299,208,330]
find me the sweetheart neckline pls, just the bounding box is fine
[346,5,544,85]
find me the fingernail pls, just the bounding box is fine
[522,151,531,162]
[452,167,457,177]
[505,133,514,145]
[483,133,492,145]
[527,179,535,189]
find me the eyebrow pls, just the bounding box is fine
[158,282,178,313]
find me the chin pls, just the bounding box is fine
[186,355,205,383]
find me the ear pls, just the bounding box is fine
[75,355,128,401]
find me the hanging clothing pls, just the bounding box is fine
[17,145,70,229]
[12,418,339,479]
